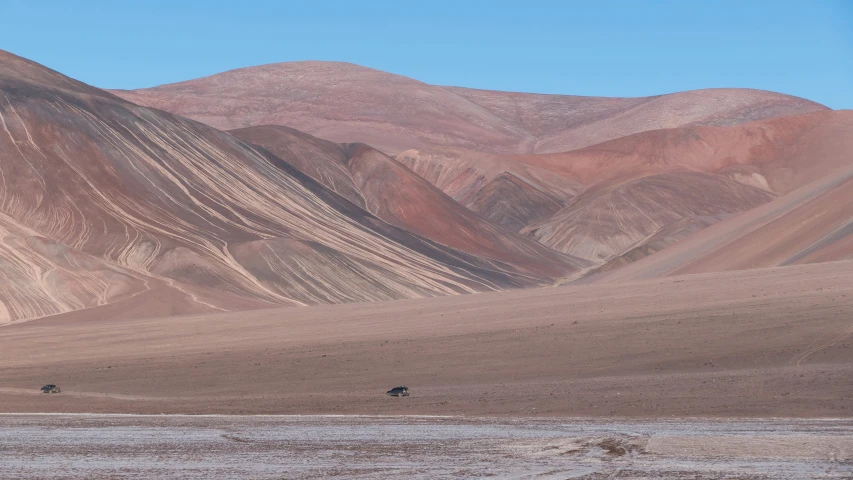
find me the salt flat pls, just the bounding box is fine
[1,415,851,479]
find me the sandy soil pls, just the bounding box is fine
[0,260,851,416]
[1,415,851,479]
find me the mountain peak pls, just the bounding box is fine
[112,61,828,155]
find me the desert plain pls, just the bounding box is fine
[1,261,852,478]
[0,260,850,417]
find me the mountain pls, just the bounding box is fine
[447,86,831,153]
[399,110,853,264]
[0,211,147,322]
[589,161,853,283]
[395,148,581,231]
[464,172,568,232]
[110,61,827,155]
[110,60,844,271]
[0,50,585,324]
[511,110,853,193]
[228,125,582,278]
[522,171,776,262]
[1,49,847,325]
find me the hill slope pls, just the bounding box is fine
[522,171,776,261]
[591,161,853,283]
[401,111,853,264]
[229,125,583,278]
[518,110,853,193]
[0,50,583,323]
[395,148,581,230]
[111,61,827,155]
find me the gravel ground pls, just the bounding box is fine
[0,415,851,479]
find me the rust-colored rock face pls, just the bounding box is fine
[110,61,827,155]
[0,50,587,324]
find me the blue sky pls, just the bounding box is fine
[2,0,851,108]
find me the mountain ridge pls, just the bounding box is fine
[110,60,828,155]
[0,49,584,324]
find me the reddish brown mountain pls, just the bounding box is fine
[110,61,827,155]
[522,171,776,262]
[0,49,847,325]
[591,161,853,283]
[465,172,567,232]
[447,86,830,153]
[228,125,368,208]
[401,111,853,264]
[229,125,583,279]
[109,61,841,270]
[396,148,581,230]
[0,50,585,324]
[515,110,853,193]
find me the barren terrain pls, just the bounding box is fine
[1,50,849,326]
[1,415,851,479]
[110,61,827,155]
[591,161,853,282]
[0,260,850,417]
[0,49,585,325]
[1,38,850,480]
[401,110,853,264]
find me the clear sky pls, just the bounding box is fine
[2,0,851,108]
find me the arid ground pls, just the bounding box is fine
[0,260,850,417]
[1,415,851,479]
[1,47,852,479]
